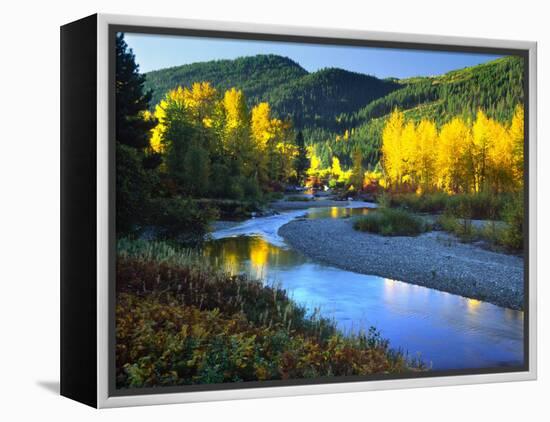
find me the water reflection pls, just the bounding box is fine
[307,206,372,219]
[203,235,524,370]
[204,236,306,280]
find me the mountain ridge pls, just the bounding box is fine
[144,54,400,130]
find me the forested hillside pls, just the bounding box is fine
[145,55,308,108]
[144,55,399,131]
[343,56,524,128]
[263,68,398,130]
[306,56,524,169]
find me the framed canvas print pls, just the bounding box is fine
[60,13,537,408]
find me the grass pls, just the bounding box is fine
[353,208,426,236]
[116,238,423,388]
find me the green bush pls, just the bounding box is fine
[353,208,426,236]
[149,196,217,245]
[500,194,524,250]
[438,214,475,242]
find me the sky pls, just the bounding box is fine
[123,32,502,79]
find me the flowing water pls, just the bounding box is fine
[206,203,524,370]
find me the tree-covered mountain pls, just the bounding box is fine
[144,54,400,131]
[342,56,524,129]
[145,55,309,108]
[264,67,398,129]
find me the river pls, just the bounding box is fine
[205,202,524,370]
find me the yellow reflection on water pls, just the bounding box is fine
[383,278,397,300]
[222,250,240,276]
[250,238,269,277]
[330,207,339,219]
[466,298,481,312]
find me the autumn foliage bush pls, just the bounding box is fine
[116,239,420,388]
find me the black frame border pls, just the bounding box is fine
[60,13,98,408]
[107,23,531,398]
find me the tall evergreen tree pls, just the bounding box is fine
[116,33,156,149]
[115,32,157,234]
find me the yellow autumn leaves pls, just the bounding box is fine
[148,82,297,186]
[381,106,524,194]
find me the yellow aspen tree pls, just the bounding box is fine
[183,82,218,125]
[415,119,438,193]
[472,109,494,192]
[509,104,524,188]
[331,156,344,182]
[487,117,513,193]
[437,117,472,193]
[251,102,273,148]
[381,109,405,188]
[250,102,275,185]
[400,120,417,188]
[306,145,322,187]
[221,88,254,175]
[270,117,296,182]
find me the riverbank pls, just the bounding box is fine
[279,217,524,310]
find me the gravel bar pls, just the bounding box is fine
[279,217,524,310]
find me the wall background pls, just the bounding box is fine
[0,0,546,420]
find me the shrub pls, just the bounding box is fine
[353,208,426,236]
[148,196,217,245]
[438,194,524,252]
[438,214,475,242]
[499,194,524,250]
